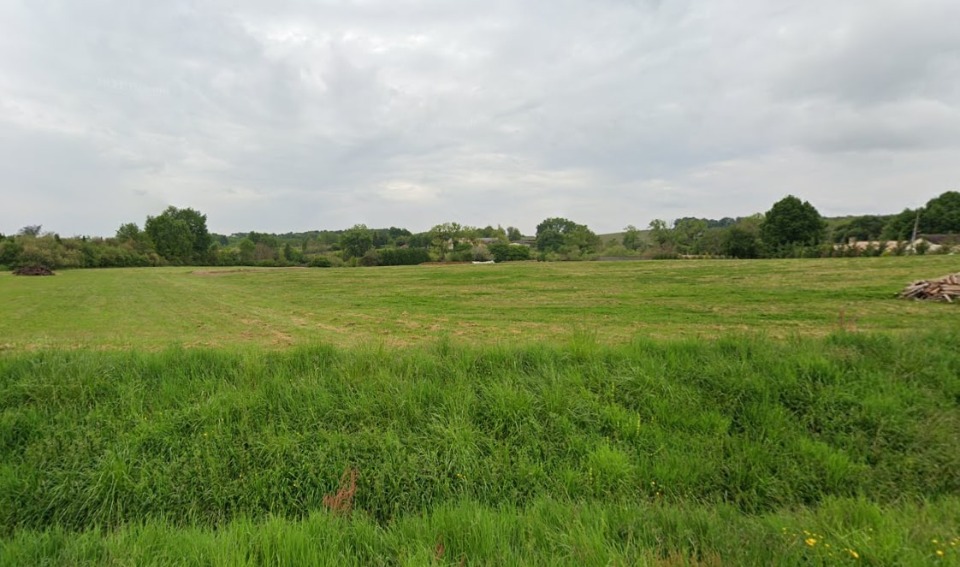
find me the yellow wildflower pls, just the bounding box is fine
[805,538,817,547]
[847,549,859,559]
[936,550,944,557]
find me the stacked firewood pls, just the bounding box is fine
[899,273,960,302]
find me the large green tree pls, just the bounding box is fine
[920,191,960,234]
[722,226,761,258]
[881,191,960,240]
[647,219,674,248]
[339,224,374,259]
[535,217,599,254]
[760,196,826,249]
[144,214,192,262]
[672,218,709,254]
[622,225,642,251]
[238,238,256,264]
[144,206,212,263]
[429,222,463,260]
[115,222,153,253]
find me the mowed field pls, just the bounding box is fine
[2,258,959,565]
[1,256,958,350]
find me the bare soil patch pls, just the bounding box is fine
[191,267,307,276]
[13,265,55,276]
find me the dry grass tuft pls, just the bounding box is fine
[322,468,358,516]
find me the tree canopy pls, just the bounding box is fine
[760,196,826,249]
[535,217,599,255]
[622,225,642,251]
[831,215,888,243]
[339,225,374,259]
[144,207,211,263]
[920,191,960,234]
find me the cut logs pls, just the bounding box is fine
[899,273,960,302]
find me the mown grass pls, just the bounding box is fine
[1,256,957,350]
[2,331,959,564]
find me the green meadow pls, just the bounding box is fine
[1,258,959,565]
[1,256,958,350]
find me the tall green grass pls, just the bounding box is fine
[4,498,959,565]
[2,331,959,563]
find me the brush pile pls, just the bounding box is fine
[12,265,55,276]
[899,273,960,302]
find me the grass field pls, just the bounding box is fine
[1,256,957,350]
[1,258,959,565]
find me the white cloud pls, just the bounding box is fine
[378,181,439,203]
[0,0,957,236]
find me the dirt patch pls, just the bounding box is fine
[270,329,294,346]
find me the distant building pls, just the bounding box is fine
[840,235,959,254]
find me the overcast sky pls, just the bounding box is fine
[1,0,958,236]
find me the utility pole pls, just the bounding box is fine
[910,210,921,243]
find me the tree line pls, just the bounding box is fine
[630,191,960,259]
[2,192,958,271]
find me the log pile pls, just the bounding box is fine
[12,265,55,276]
[899,273,960,302]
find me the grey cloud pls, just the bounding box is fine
[1,0,958,236]
[770,1,960,105]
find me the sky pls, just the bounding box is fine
[1,0,958,236]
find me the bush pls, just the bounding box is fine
[449,249,475,262]
[308,257,333,268]
[378,248,431,266]
[358,250,380,267]
[472,245,493,262]
[489,243,532,263]
[0,239,23,266]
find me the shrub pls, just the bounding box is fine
[0,239,23,266]
[449,249,475,262]
[358,250,380,267]
[489,243,532,262]
[472,245,493,262]
[378,248,431,266]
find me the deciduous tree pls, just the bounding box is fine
[920,191,960,234]
[622,225,642,251]
[760,196,826,249]
[340,224,374,259]
[144,206,212,263]
[535,217,597,253]
[722,226,761,258]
